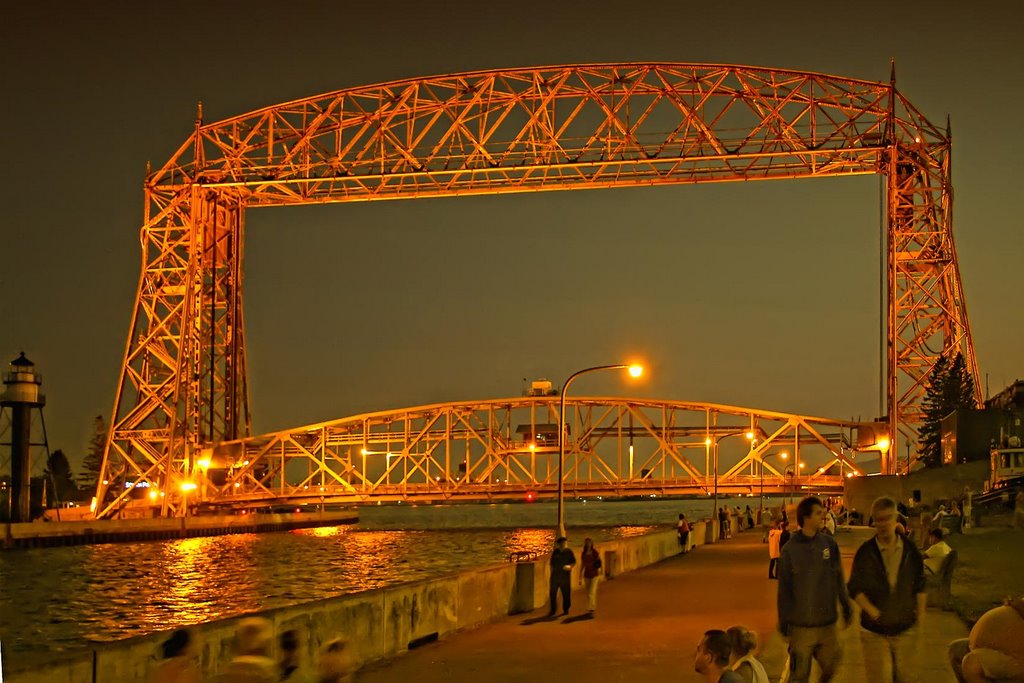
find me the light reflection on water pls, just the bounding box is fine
[0,497,749,661]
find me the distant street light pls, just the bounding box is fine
[557,363,643,537]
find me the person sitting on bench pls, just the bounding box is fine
[924,528,952,575]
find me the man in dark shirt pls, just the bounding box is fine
[848,495,926,682]
[548,536,576,616]
[777,495,852,683]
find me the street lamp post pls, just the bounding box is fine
[760,451,788,522]
[708,430,756,532]
[557,363,643,538]
[784,462,805,506]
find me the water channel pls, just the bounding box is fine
[0,496,765,662]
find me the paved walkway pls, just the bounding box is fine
[358,528,967,682]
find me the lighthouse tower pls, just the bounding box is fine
[1,353,48,522]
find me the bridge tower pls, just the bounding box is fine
[93,64,981,517]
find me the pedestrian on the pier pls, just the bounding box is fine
[209,617,278,683]
[744,505,754,530]
[767,520,783,580]
[580,537,602,615]
[719,507,728,540]
[725,506,734,538]
[677,513,691,553]
[777,495,852,683]
[735,506,744,532]
[726,626,770,683]
[847,495,926,683]
[280,629,311,682]
[693,629,745,683]
[316,637,354,683]
[548,536,576,616]
[150,628,201,683]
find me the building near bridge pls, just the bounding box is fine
[941,379,1024,465]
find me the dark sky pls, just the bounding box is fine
[3,1,1021,473]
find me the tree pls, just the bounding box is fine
[917,352,976,468]
[44,449,79,503]
[78,415,108,490]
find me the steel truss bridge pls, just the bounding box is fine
[190,398,860,507]
[96,62,979,518]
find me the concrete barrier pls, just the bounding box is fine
[3,511,359,549]
[4,526,691,682]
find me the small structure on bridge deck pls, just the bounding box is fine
[1,353,50,522]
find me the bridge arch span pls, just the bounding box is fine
[181,396,862,508]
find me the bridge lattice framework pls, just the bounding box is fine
[95,62,978,517]
[190,398,858,507]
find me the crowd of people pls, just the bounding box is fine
[149,491,1023,683]
[150,618,353,683]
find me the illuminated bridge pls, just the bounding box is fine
[95,62,979,518]
[160,397,869,509]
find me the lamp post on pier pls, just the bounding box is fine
[557,363,643,538]
[760,451,788,523]
[784,462,805,505]
[707,430,756,529]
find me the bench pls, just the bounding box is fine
[927,548,958,609]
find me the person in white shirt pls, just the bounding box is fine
[767,521,783,579]
[933,504,949,523]
[924,527,953,575]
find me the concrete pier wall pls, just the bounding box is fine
[2,510,359,549]
[5,524,702,682]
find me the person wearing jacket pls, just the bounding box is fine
[548,536,576,616]
[847,495,927,683]
[777,495,852,683]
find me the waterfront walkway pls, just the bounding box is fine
[359,528,966,682]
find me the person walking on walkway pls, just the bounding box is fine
[548,536,576,616]
[726,626,769,683]
[316,637,354,683]
[279,629,311,682]
[580,537,602,615]
[719,507,728,540]
[777,495,852,683]
[209,617,278,683]
[767,520,782,580]
[693,630,745,683]
[744,505,754,530]
[150,629,201,683]
[847,495,926,683]
[677,513,691,553]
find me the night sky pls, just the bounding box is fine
[3,1,1021,474]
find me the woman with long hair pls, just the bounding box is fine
[580,537,603,616]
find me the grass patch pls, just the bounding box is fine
[947,524,1024,624]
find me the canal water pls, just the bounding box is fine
[0,496,763,662]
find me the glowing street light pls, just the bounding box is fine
[557,363,643,537]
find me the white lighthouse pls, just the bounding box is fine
[1,353,48,522]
